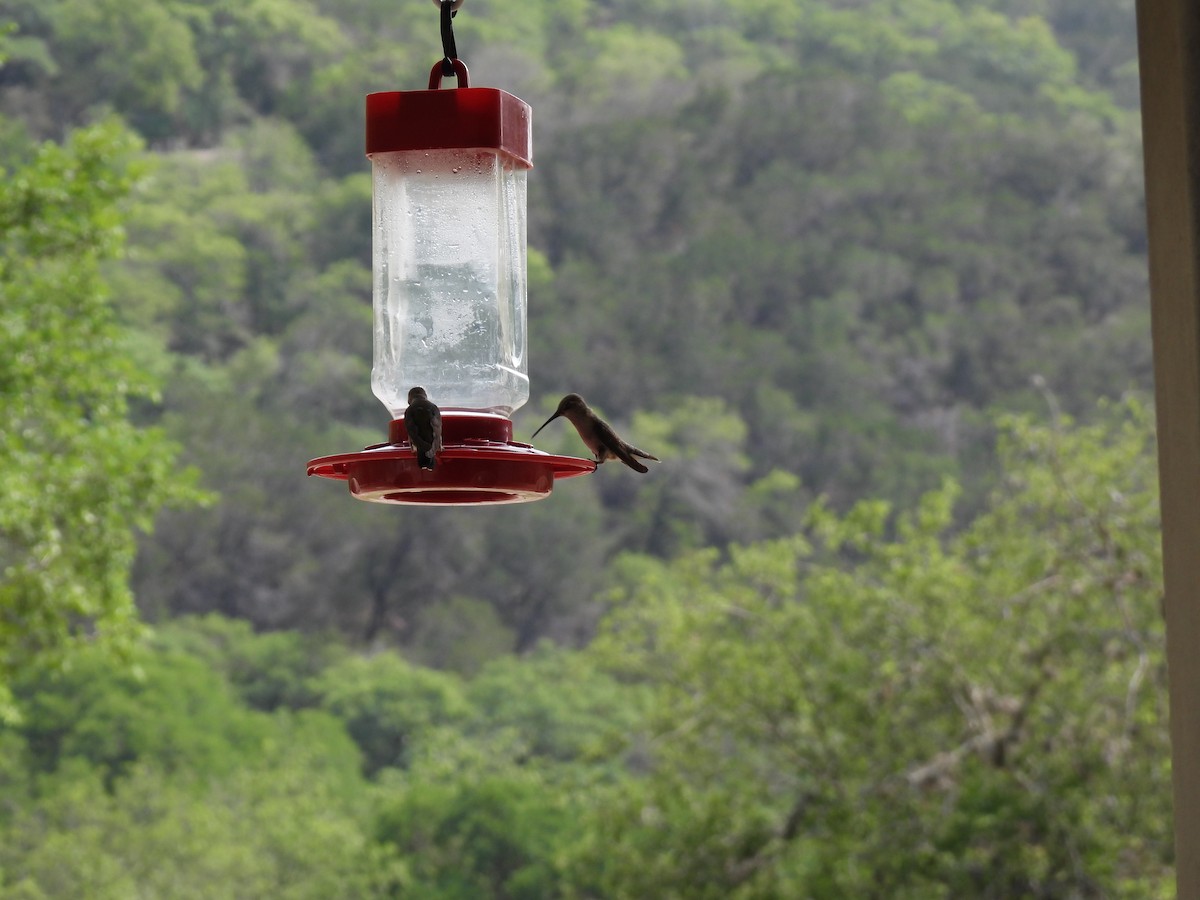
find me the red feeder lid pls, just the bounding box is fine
[366,62,532,168]
[307,413,594,506]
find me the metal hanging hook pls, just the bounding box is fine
[438,0,462,79]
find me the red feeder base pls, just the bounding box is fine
[306,412,595,505]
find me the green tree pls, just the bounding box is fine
[0,120,203,719]
[13,640,270,785]
[0,721,380,899]
[368,646,643,899]
[464,645,646,762]
[372,765,579,900]
[573,400,1170,897]
[0,617,383,898]
[152,613,344,712]
[2,0,1151,655]
[315,651,472,776]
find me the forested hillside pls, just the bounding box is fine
[1,0,1150,648]
[0,0,1172,895]
[0,407,1171,896]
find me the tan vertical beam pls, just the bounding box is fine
[1137,0,1200,893]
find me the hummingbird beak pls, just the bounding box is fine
[531,412,560,440]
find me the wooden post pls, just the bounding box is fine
[1136,1,1200,893]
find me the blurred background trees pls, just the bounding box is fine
[0,0,1153,648]
[0,405,1170,896]
[0,0,1171,895]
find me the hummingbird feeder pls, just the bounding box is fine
[307,0,594,504]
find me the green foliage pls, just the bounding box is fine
[576,399,1169,896]
[48,0,204,139]
[0,119,205,719]
[152,614,345,711]
[0,397,1175,899]
[110,123,323,357]
[0,5,1165,894]
[464,646,646,762]
[13,642,269,784]
[405,595,516,675]
[0,0,1147,650]
[364,646,645,898]
[0,615,651,897]
[0,619,381,897]
[0,728,378,900]
[372,767,579,899]
[315,651,472,776]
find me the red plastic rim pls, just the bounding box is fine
[307,413,594,506]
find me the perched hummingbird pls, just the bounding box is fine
[404,386,443,471]
[532,393,660,473]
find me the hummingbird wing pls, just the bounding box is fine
[431,405,443,455]
[593,418,650,473]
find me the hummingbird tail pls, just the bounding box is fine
[628,447,660,462]
[610,444,650,473]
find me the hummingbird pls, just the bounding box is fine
[532,393,660,473]
[404,386,443,470]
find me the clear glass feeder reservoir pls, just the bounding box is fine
[306,67,594,505]
[370,90,529,417]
